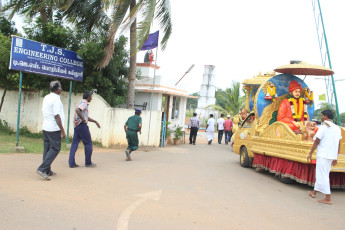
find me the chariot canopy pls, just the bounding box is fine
[274,62,334,76]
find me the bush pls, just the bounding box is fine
[19,126,43,139]
[173,125,184,139]
[0,119,13,133]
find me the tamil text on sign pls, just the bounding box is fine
[9,36,84,81]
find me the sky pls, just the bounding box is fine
[8,0,345,113]
[137,0,345,113]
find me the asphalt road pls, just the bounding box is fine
[1,134,345,230]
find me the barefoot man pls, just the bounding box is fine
[307,110,342,204]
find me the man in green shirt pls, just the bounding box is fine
[124,109,142,161]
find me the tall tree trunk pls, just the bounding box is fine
[0,88,7,113]
[127,0,137,109]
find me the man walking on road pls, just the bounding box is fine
[124,109,142,161]
[224,115,233,145]
[188,112,200,145]
[37,81,65,180]
[69,92,100,168]
[206,114,215,145]
[217,114,225,144]
[307,110,342,205]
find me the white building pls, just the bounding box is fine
[135,63,196,130]
[195,65,218,119]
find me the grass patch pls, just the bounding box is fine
[0,118,105,154]
[0,130,70,154]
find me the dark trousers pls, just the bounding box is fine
[69,123,93,166]
[189,127,198,144]
[37,130,61,173]
[225,130,233,142]
[218,130,224,143]
[126,130,139,151]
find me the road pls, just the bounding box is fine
[1,135,345,230]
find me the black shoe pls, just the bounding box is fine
[218,142,221,144]
[85,163,96,167]
[36,170,50,180]
[189,142,192,144]
[208,140,212,145]
[193,143,195,145]
[69,164,79,168]
[48,171,57,176]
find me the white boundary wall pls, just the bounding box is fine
[0,88,162,147]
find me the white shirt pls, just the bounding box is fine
[313,120,342,160]
[217,117,225,130]
[42,92,65,132]
[206,118,215,132]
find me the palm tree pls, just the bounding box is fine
[206,81,245,116]
[3,0,172,109]
[2,0,65,23]
[63,0,172,108]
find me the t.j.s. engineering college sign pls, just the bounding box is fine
[9,36,84,81]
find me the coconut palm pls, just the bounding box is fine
[3,0,172,109]
[2,0,66,23]
[206,81,246,116]
[63,0,172,108]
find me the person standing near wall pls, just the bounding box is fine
[206,114,215,145]
[36,81,65,180]
[188,112,200,145]
[307,110,342,204]
[224,115,233,145]
[217,114,225,144]
[124,109,142,161]
[69,92,100,168]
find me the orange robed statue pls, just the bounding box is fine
[277,80,308,132]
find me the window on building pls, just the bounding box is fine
[172,96,180,119]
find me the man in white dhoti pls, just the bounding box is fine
[206,114,215,145]
[307,110,342,205]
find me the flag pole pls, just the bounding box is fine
[146,46,159,151]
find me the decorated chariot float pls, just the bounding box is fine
[232,62,345,187]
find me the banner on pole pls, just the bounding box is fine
[140,31,159,50]
[9,36,84,81]
[319,94,326,101]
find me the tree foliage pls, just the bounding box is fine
[340,112,345,126]
[0,16,129,107]
[187,92,199,111]
[213,81,246,116]
[313,102,339,123]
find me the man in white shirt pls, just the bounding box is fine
[206,114,215,145]
[217,114,225,144]
[37,81,66,180]
[307,110,342,204]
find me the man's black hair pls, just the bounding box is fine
[50,81,60,92]
[221,114,224,117]
[193,112,197,117]
[321,109,334,120]
[83,92,93,99]
[210,114,214,118]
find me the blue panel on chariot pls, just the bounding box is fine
[256,74,315,120]
[249,88,257,111]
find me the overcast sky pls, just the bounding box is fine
[140,0,345,113]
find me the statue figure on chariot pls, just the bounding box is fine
[277,80,308,132]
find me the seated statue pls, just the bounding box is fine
[277,80,308,132]
[238,108,248,126]
[302,121,318,142]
